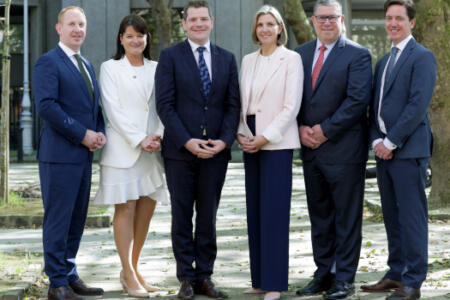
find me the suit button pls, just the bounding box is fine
[200,125,204,129]
[145,108,149,112]
[257,109,261,113]
[204,106,208,111]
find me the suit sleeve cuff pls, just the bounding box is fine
[383,138,397,150]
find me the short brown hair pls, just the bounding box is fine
[251,5,288,46]
[58,6,85,24]
[384,0,416,20]
[183,0,212,20]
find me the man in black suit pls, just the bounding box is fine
[155,1,240,299]
[295,0,372,299]
[361,1,436,299]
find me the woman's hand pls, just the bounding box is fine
[237,134,268,153]
[140,135,161,153]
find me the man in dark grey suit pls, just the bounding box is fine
[295,0,372,299]
[362,1,436,299]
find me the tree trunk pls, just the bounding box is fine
[0,0,12,205]
[148,0,173,59]
[283,0,314,44]
[413,0,450,208]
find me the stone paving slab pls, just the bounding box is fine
[1,162,450,299]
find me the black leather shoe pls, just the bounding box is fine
[194,278,228,298]
[323,282,354,299]
[48,286,84,300]
[386,286,420,300]
[69,279,104,296]
[178,280,195,300]
[296,276,334,296]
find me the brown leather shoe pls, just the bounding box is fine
[48,286,84,300]
[178,280,195,300]
[69,279,104,296]
[386,286,420,300]
[195,278,228,298]
[361,277,403,293]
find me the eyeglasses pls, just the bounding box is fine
[314,15,341,23]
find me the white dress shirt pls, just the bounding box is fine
[58,41,93,87]
[311,39,338,74]
[373,34,413,150]
[187,39,212,81]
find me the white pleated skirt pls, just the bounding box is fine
[93,151,168,205]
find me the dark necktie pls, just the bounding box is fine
[312,45,327,89]
[74,54,94,101]
[384,47,399,86]
[197,46,211,97]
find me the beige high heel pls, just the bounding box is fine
[264,291,281,300]
[120,270,149,298]
[243,288,263,294]
[136,271,160,292]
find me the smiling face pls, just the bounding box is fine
[182,7,214,45]
[120,25,147,58]
[385,4,415,46]
[56,8,86,52]
[255,13,281,47]
[312,4,344,45]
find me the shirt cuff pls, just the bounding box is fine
[372,138,383,150]
[383,137,397,150]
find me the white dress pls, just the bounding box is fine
[94,58,167,205]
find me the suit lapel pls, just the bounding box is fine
[209,44,220,102]
[182,40,204,103]
[56,46,93,107]
[313,36,345,95]
[383,39,415,97]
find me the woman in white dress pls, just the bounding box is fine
[94,14,166,298]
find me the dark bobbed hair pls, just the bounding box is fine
[113,14,152,60]
[384,0,416,20]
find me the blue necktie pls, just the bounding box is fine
[384,47,399,86]
[197,46,211,97]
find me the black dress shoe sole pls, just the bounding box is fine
[72,290,104,296]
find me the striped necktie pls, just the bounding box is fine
[197,46,211,97]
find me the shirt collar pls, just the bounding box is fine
[315,38,338,52]
[187,39,211,53]
[58,41,81,58]
[391,34,413,52]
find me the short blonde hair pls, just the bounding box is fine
[58,6,85,24]
[251,5,288,46]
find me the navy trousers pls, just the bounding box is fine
[164,156,228,281]
[303,159,365,283]
[244,115,293,291]
[377,158,429,289]
[39,160,92,288]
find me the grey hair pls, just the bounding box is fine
[313,0,343,15]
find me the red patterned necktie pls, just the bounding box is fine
[312,45,327,89]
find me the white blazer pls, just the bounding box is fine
[238,46,303,150]
[99,56,164,168]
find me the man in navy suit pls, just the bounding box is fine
[361,1,436,299]
[295,0,372,299]
[32,6,105,300]
[155,1,240,299]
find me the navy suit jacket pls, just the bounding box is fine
[295,36,372,164]
[369,39,436,159]
[33,46,104,163]
[155,40,240,161]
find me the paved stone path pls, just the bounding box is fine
[1,162,450,299]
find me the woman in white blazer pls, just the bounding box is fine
[236,5,303,300]
[93,15,166,298]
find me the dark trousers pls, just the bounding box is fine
[303,159,365,283]
[164,157,228,281]
[377,158,429,289]
[39,160,92,288]
[243,115,293,291]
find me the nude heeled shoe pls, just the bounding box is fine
[264,291,281,300]
[120,270,149,298]
[136,271,160,292]
[243,288,263,294]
